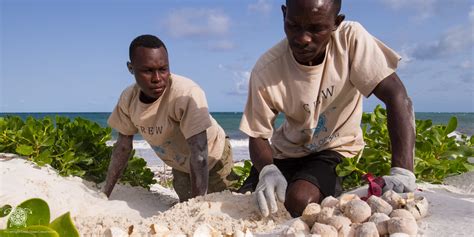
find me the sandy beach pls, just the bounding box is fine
[1,154,473,236]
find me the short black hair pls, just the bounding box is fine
[286,0,342,16]
[333,0,341,15]
[129,34,167,61]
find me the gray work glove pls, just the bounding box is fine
[383,167,417,193]
[255,164,287,217]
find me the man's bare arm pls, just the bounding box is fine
[249,137,274,172]
[103,133,134,197]
[187,130,209,198]
[373,72,415,171]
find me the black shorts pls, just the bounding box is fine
[238,150,344,198]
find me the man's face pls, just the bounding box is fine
[282,0,338,65]
[128,46,170,100]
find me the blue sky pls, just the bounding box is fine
[1,0,473,112]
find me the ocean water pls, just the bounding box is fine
[1,112,473,166]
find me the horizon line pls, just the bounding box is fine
[1,111,474,114]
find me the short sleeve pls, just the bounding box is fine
[107,90,138,135]
[239,71,278,139]
[348,22,402,97]
[173,86,212,139]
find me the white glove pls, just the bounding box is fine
[383,167,417,193]
[255,164,288,217]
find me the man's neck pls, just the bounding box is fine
[310,53,325,66]
[139,91,158,104]
[298,52,325,66]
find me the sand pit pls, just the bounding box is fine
[1,155,473,236]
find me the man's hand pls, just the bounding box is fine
[256,164,287,217]
[383,167,416,193]
[103,133,133,197]
[187,131,209,200]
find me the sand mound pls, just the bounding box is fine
[443,171,474,193]
[1,155,474,236]
[0,157,176,220]
[74,191,291,236]
[0,156,290,235]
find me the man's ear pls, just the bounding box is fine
[335,14,345,28]
[126,62,134,75]
[281,5,287,19]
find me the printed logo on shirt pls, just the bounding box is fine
[305,132,340,152]
[174,154,186,165]
[303,113,328,151]
[136,125,164,135]
[151,145,166,155]
[313,114,327,136]
[316,85,335,106]
[319,132,340,146]
[304,108,338,152]
[302,85,335,114]
[151,140,172,155]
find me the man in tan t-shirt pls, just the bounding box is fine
[103,34,236,202]
[239,0,416,217]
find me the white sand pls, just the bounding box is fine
[1,155,473,236]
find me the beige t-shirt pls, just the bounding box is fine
[240,21,401,159]
[108,74,226,173]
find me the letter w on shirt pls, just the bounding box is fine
[139,125,164,135]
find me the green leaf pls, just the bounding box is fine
[62,151,75,164]
[243,160,252,169]
[0,225,59,237]
[15,145,34,156]
[7,198,50,229]
[230,160,253,189]
[232,166,245,176]
[374,106,386,119]
[337,167,355,177]
[49,212,79,237]
[444,117,458,136]
[1,204,12,217]
[40,136,55,147]
[464,163,474,171]
[34,151,53,167]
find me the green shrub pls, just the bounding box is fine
[232,160,252,189]
[0,115,156,189]
[229,106,474,190]
[337,105,474,189]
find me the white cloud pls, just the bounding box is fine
[231,71,250,95]
[219,64,250,95]
[381,0,438,19]
[382,0,437,9]
[398,47,414,69]
[460,60,472,69]
[163,8,230,38]
[208,40,236,51]
[470,5,474,23]
[248,0,273,15]
[459,60,474,84]
[409,24,473,60]
[402,6,474,61]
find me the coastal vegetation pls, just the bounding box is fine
[337,105,474,189]
[232,159,252,189]
[1,105,472,192]
[0,116,156,189]
[232,105,474,190]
